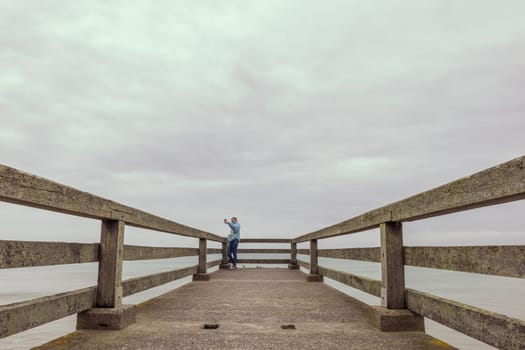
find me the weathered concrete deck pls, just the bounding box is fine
[35,269,455,350]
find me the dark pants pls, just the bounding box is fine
[227,239,239,266]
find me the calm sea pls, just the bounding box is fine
[1,254,524,350]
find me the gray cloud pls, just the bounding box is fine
[1,0,524,246]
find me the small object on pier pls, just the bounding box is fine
[203,324,219,329]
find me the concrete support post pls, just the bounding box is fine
[222,241,228,264]
[220,240,230,269]
[369,222,424,332]
[310,239,318,274]
[198,238,207,273]
[193,238,210,281]
[288,242,299,269]
[96,219,125,308]
[306,239,323,282]
[77,220,136,330]
[380,222,405,309]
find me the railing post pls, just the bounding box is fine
[306,239,323,282]
[220,240,230,269]
[369,221,423,332]
[77,219,136,330]
[193,238,210,281]
[97,219,125,308]
[380,222,405,309]
[198,238,207,273]
[288,242,299,269]
[310,239,318,274]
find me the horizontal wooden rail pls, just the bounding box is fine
[124,245,199,260]
[0,241,217,267]
[0,287,96,338]
[0,164,225,242]
[299,245,525,278]
[319,266,382,297]
[0,240,99,268]
[206,259,222,269]
[237,259,290,264]
[240,239,292,243]
[297,259,309,269]
[122,265,198,297]
[406,288,525,349]
[297,249,309,255]
[297,260,381,297]
[1,264,207,339]
[237,249,291,254]
[318,248,380,262]
[207,248,222,255]
[404,246,525,278]
[293,156,525,242]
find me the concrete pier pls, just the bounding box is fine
[34,269,454,350]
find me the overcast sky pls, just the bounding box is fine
[1,1,524,248]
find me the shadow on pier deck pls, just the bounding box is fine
[35,269,454,350]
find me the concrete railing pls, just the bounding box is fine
[1,157,524,349]
[292,156,525,350]
[0,164,226,337]
[235,238,292,265]
[0,164,295,338]
[0,240,223,337]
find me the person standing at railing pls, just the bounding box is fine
[224,217,240,270]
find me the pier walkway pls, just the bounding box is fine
[1,157,524,349]
[34,268,453,350]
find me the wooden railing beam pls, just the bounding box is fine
[236,259,290,264]
[0,287,96,338]
[240,239,291,243]
[0,241,98,268]
[0,164,225,242]
[293,156,525,243]
[404,245,525,278]
[407,289,525,349]
[124,245,198,260]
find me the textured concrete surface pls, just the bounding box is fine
[1,287,95,338]
[0,240,99,268]
[407,288,525,349]
[403,245,525,278]
[34,269,456,350]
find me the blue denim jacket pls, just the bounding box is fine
[227,222,240,242]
